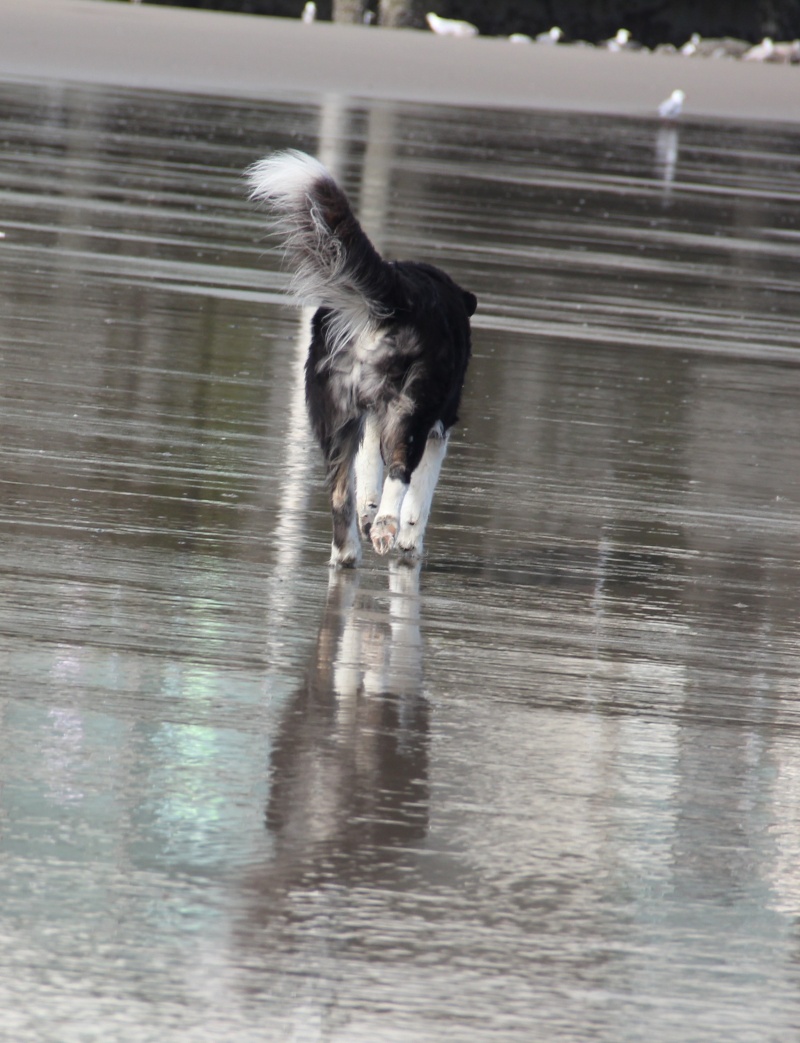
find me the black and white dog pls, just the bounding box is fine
[247,150,476,566]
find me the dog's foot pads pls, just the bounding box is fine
[370,516,398,555]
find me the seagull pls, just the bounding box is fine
[535,26,564,44]
[603,28,643,52]
[508,33,532,44]
[301,1,316,24]
[743,37,774,61]
[426,12,479,37]
[658,88,685,120]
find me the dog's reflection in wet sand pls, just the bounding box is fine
[264,563,428,884]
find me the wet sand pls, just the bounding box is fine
[3,0,800,124]
[4,18,800,1040]
[3,81,800,1041]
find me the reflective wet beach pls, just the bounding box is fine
[2,81,800,1041]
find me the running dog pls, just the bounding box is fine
[247,150,476,566]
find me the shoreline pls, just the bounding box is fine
[2,0,800,125]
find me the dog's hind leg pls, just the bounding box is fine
[326,421,362,568]
[354,412,383,539]
[329,461,361,567]
[397,423,449,561]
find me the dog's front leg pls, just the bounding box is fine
[371,474,408,555]
[397,423,449,560]
[371,410,432,556]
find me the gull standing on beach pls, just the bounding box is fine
[658,88,685,120]
[743,36,800,62]
[535,26,564,44]
[603,28,643,52]
[426,12,478,37]
[743,37,774,61]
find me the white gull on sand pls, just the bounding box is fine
[535,26,564,44]
[658,88,685,120]
[426,12,478,37]
[603,28,643,52]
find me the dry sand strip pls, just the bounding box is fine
[2,0,799,124]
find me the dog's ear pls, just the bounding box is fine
[463,291,477,317]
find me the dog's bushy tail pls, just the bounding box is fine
[247,150,394,350]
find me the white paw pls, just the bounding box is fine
[397,522,424,561]
[329,538,362,568]
[396,541,423,562]
[370,515,398,555]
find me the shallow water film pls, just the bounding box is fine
[2,81,800,1041]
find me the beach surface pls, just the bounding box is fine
[4,4,800,1041]
[3,0,799,123]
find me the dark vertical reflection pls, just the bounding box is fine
[261,565,428,890]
